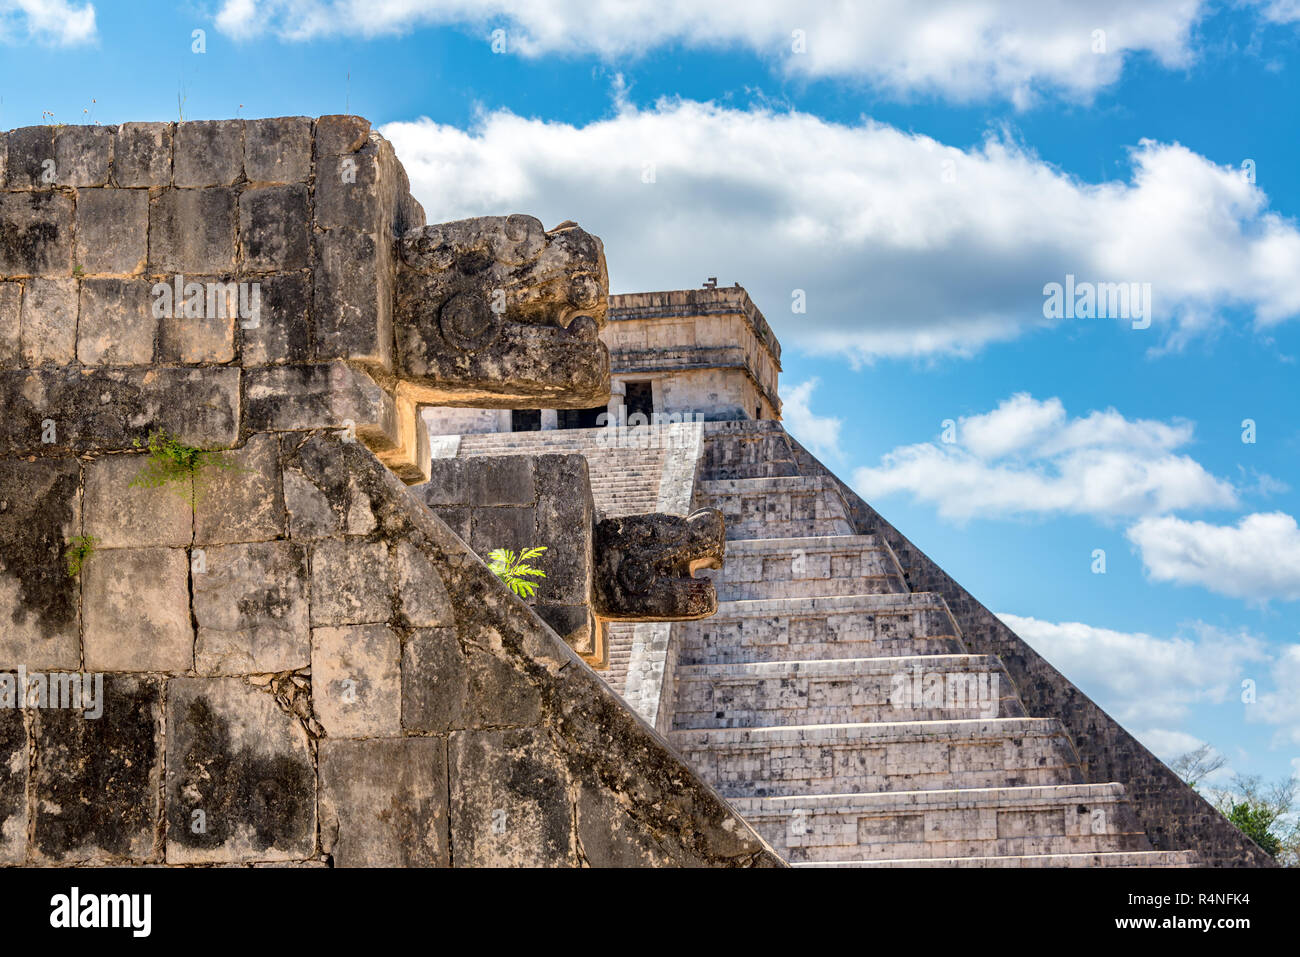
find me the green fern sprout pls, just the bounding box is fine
[129,430,239,511]
[487,546,548,598]
[64,535,97,578]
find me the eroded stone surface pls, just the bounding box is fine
[194,541,309,675]
[83,547,193,672]
[311,623,401,737]
[0,709,26,863]
[20,277,77,364]
[32,675,162,863]
[0,458,80,669]
[194,433,285,545]
[449,727,576,867]
[0,192,72,276]
[83,452,193,548]
[166,677,316,863]
[319,737,448,867]
[309,539,390,625]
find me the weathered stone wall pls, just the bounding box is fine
[779,429,1274,868]
[0,117,781,867]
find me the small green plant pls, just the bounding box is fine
[72,264,84,276]
[64,535,97,578]
[487,546,547,598]
[130,430,238,510]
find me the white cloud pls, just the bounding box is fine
[1135,727,1209,762]
[1256,0,1300,24]
[998,613,1269,726]
[214,0,1211,104]
[779,378,842,461]
[1127,512,1300,602]
[851,393,1236,521]
[380,100,1300,361]
[1250,644,1300,745]
[0,0,95,44]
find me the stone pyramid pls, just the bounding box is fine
[436,286,1274,868]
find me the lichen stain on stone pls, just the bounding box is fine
[0,194,59,267]
[0,461,78,638]
[33,677,158,859]
[168,696,313,852]
[503,746,571,856]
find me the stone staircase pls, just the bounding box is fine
[455,428,675,516]
[449,419,1195,866]
[662,423,1195,866]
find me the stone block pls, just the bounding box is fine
[31,675,162,863]
[401,626,541,733]
[165,677,315,863]
[535,603,594,653]
[533,453,593,604]
[312,227,391,365]
[0,282,18,365]
[0,458,81,669]
[311,623,401,736]
[391,540,454,626]
[419,458,470,507]
[429,506,470,540]
[279,433,384,540]
[470,506,536,555]
[309,539,390,625]
[246,361,394,434]
[19,277,77,364]
[0,366,240,454]
[77,278,156,365]
[148,187,238,274]
[448,727,576,867]
[113,122,173,187]
[83,547,193,671]
[575,782,680,867]
[75,188,148,275]
[156,278,237,363]
[471,455,535,506]
[194,432,285,544]
[173,119,244,187]
[83,451,193,548]
[238,271,310,364]
[240,185,310,271]
[314,141,381,230]
[244,116,312,184]
[54,124,113,187]
[0,710,26,863]
[315,114,371,156]
[5,125,55,189]
[319,737,449,867]
[0,191,74,275]
[0,130,6,188]
[193,541,309,674]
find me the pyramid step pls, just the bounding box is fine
[729,783,1151,862]
[799,850,1198,867]
[698,476,856,540]
[670,718,1083,797]
[715,535,908,600]
[670,654,1024,730]
[676,593,961,666]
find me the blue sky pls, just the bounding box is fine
[2,0,1297,786]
